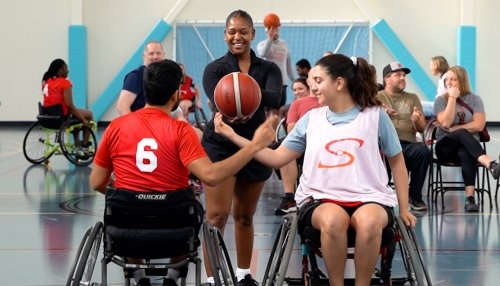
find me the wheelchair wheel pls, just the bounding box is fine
[396,217,432,286]
[193,107,208,132]
[59,119,97,167]
[23,121,57,164]
[67,221,103,286]
[262,212,298,286]
[66,226,92,286]
[275,117,287,142]
[203,222,237,286]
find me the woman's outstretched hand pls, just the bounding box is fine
[252,114,279,149]
[214,112,236,139]
[215,112,278,150]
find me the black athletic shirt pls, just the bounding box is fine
[202,49,283,141]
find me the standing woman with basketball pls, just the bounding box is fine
[201,9,282,285]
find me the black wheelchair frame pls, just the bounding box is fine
[66,188,204,286]
[23,103,97,167]
[262,211,432,286]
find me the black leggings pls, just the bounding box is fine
[435,129,486,186]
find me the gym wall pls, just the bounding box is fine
[1,0,498,122]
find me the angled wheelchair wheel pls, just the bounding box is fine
[396,217,432,286]
[59,119,97,167]
[275,117,287,142]
[66,221,103,286]
[23,121,57,164]
[203,222,237,286]
[262,212,298,286]
[66,226,92,286]
[193,107,208,132]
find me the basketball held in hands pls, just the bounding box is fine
[213,72,262,120]
[263,13,281,29]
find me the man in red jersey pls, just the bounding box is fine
[90,59,276,286]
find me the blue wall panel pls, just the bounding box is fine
[457,26,476,91]
[68,25,88,108]
[372,19,436,100]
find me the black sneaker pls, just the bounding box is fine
[489,159,500,180]
[162,278,178,286]
[274,194,297,215]
[237,274,259,286]
[464,196,479,212]
[136,278,151,286]
[409,199,428,211]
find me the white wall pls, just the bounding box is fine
[1,0,499,122]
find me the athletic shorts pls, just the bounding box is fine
[298,199,394,236]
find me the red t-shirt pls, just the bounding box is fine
[94,108,207,192]
[42,77,72,115]
[287,96,320,124]
[179,76,197,101]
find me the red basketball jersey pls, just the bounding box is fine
[94,108,207,192]
[42,77,72,115]
[179,76,197,101]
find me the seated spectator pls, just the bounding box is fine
[376,62,431,211]
[117,41,164,116]
[433,66,500,212]
[178,63,202,120]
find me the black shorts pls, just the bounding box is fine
[201,129,272,182]
[298,200,394,236]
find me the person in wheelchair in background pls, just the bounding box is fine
[178,63,203,120]
[89,59,277,286]
[42,58,94,156]
[214,54,417,285]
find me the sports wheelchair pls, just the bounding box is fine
[262,207,432,286]
[23,103,97,167]
[66,187,204,286]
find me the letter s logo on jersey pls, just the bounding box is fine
[317,138,364,169]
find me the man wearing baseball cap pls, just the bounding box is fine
[376,62,431,211]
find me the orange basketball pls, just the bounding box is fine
[214,72,262,120]
[263,13,281,28]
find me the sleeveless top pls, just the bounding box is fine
[295,106,397,207]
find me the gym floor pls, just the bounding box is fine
[1,125,500,286]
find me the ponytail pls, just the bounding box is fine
[315,54,380,110]
[350,57,380,110]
